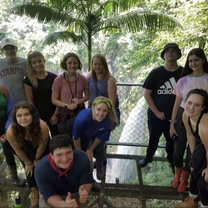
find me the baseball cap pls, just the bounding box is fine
[0,38,18,49]
[161,43,182,60]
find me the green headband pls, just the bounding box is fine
[93,99,111,109]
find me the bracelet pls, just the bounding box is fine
[169,120,177,123]
[25,161,33,166]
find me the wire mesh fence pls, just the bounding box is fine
[109,83,149,145]
[106,83,174,186]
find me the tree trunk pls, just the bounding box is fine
[87,32,92,71]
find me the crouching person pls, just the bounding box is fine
[34,134,93,208]
[6,101,50,208]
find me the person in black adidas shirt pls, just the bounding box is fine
[138,43,182,170]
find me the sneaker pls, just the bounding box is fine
[175,195,198,208]
[96,163,105,180]
[138,158,152,168]
[92,180,101,192]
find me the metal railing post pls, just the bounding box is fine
[137,163,147,208]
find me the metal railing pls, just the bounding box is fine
[0,83,183,208]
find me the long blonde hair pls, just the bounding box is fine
[92,96,117,130]
[26,51,45,87]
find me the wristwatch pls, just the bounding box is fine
[64,104,68,109]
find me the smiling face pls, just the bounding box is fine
[66,57,79,73]
[30,56,45,74]
[3,45,17,62]
[184,93,204,119]
[92,57,104,75]
[92,102,109,122]
[51,146,74,169]
[188,54,204,73]
[16,108,33,128]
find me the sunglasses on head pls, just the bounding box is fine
[3,45,16,50]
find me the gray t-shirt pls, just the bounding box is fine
[0,57,26,104]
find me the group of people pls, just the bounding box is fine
[0,36,208,208]
[0,37,118,207]
[138,43,208,208]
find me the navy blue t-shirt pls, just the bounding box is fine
[34,150,93,203]
[73,108,111,142]
[143,66,182,118]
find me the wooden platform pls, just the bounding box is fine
[0,152,185,208]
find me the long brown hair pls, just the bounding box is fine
[182,48,208,77]
[12,101,41,149]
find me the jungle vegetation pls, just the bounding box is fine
[0,0,208,207]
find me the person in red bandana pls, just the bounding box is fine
[34,134,93,208]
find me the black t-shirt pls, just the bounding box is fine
[143,66,182,118]
[23,71,57,122]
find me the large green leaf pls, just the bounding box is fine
[105,10,181,31]
[12,2,74,26]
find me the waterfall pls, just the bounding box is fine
[106,97,147,183]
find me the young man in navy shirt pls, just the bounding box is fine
[35,134,93,208]
[138,43,182,171]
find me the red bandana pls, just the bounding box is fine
[48,153,73,179]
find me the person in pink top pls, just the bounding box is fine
[52,53,89,136]
[170,48,208,193]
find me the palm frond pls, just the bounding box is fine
[47,0,72,10]
[99,9,181,33]
[42,31,84,45]
[47,0,84,11]
[100,0,143,15]
[48,0,90,18]
[117,0,144,11]
[98,0,118,17]
[11,2,74,26]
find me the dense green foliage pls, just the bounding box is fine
[10,0,179,70]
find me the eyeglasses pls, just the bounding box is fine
[3,45,16,50]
